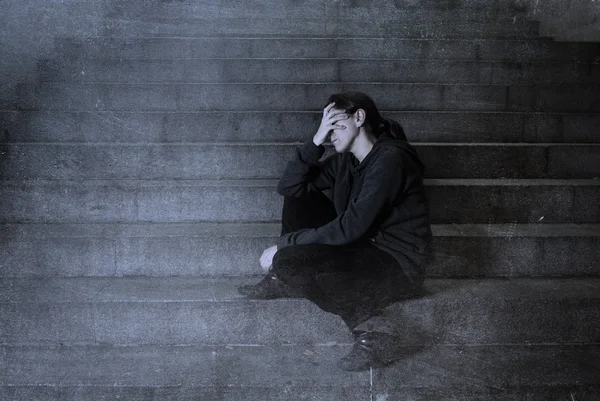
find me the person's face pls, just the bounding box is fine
[330,109,360,153]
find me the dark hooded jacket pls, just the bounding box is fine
[275,133,432,285]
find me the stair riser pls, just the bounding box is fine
[15,83,600,112]
[3,111,599,143]
[105,2,510,20]
[0,344,358,387]
[1,234,598,277]
[1,297,598,345]
[38,59,600,85]
[1,182,597,223]
[1,385,597,401]
[1,345,599,401]
[3,144,599,179]
[102,18,539,39]
[0,386,370,401]
[104,0,512,15]
[55,38,600,62]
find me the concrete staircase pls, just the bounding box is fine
[1,0,599,399]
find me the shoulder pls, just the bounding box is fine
[370,144,406,168]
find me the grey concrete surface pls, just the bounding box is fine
[3,110,599,143]
[516,0,600,41]
[428,231,600,277]
[1,344,598,400]
[16,82,600,112]
[0,235,118,277]
[370,345,600,398]
[523,112,600,143]
[428,178,600,223]
[1,223,599,277]
[104,0,333,20]
[547,145,600,178]
[0,0,102,93]
[535,83,600,112]
[54,37,600,62]
[1,179,598,223]
[0,343,364,386]
[38,59,342,84]
[107,2,515,21]
[2,143,599,180]
[0,386,373,401]
[37,58,600,85]
[101,16,539,38]
[1,277,599,345]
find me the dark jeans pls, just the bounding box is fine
[271,191,420,331]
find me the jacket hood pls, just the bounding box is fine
[351,132,425,175]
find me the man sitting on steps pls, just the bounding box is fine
[238,91,432,371]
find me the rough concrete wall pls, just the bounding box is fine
[0,0,103,105]
[511,0,600,41]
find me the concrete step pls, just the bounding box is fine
[54,37,600,62]
[104,0,519,14]
[37,58,600,85]
[0,179,598,224]
[2,110,599,143]
[15,83,600,112]
[105,1,519,20]
[102,17,540,39]
[1,223,598,277]
[1,344,598,401]
[2,143,599,180]
[1,277,599,345]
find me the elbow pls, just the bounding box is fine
[276,181,293,197]
[277,181,307,198]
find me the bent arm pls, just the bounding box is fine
[277,152,406,247]
[277,141,339,197]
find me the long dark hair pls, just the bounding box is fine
[326,91,406,140]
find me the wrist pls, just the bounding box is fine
[313,132,328,146]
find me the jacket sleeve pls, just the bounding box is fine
[277,141,339,197]
[276,151,407,248]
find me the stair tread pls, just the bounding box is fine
[16,82,599,113]
[2,142,598,180]
[57,37,571,42]
[105,15,532,22]
[2,276,599,304]
[101,19,540,39]
[30,80,600,85]
[1,344,599,391]
[2,179,598,224]
[40,57,600,63]
[1,277,598,346]
[4,141,599,146]
[4,109,599,114]
[35,58,600,86]
[2,222,600,238]
[2,178,600,185]
[55,36,599,62]
[5,109,596,144]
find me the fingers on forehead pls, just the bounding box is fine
[331,112,349,120]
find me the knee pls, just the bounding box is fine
[274,244,294,262]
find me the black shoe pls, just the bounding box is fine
[337,341,374,372]
[338,330,404,371]
[237,274,301,300]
